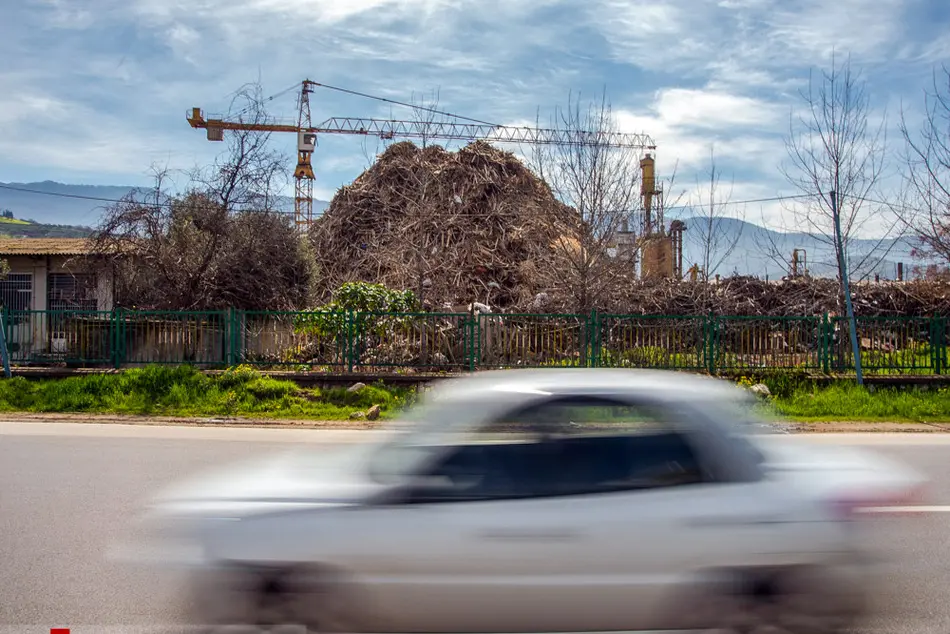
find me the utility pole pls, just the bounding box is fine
[831,190,864,385]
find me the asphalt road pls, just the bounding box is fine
[1,422,949,634]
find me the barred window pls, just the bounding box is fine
[0,273,33,312]
[48,273,98,312]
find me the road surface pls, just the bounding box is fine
[1,422,949,633]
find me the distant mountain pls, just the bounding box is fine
[0,181,330,227]
[0,181,138,226]
[677,216,929,281]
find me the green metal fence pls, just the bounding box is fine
[3,308,949,375]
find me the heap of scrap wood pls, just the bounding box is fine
[609,277,950,317]
[310,140,580,309]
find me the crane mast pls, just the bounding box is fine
[186,79,658,231]
[294,80,315,229]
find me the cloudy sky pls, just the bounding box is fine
[2,0,949,234]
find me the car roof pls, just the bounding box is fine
[425,368,747,405]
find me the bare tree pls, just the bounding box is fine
[773,53,894,300]
[899,66,950,265]
[358,87,447,168]
[93,84,316,311]
[192,82,288,213]
[687,145,745,281]
[528,90,641,313]
[411,87,451,149]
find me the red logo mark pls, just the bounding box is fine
[50,629,70,634]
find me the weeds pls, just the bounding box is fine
[769,383,950,422]
[0,365,416,420]
[0,365,948,423]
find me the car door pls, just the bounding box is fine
[339,396,788,633]
[344,423,608,634]
[528,400,803,633]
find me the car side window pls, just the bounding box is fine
[405,396,712,504]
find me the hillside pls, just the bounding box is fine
[0,212,93,238]
[677,216,930,281]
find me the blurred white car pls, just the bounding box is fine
[121,369,927,633]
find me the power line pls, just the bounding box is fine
[310,81,502,127]
[0,184,908,222]
[0,183,847,219]
[222,82,306,123]
[0,183,144,205]
[0,183,298,216]
[662,193,814,212]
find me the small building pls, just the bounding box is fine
[0,238,117,363]
[0,238,114,313]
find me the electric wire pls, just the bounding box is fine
[0,183,870,218]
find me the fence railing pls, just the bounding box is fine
[2,309,947,375]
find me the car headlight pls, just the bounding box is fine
[109,512,241,567]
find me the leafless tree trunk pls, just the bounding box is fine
[687,145,745,281]
[527,90,641,314]
[768,54,895,310]
[899,66,950,265]
[401,155,441,308]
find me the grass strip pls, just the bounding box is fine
[0,365,414,420]
[769,383,950,423]
[0,366,948,424]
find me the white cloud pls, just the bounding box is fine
[764,0,907,64]
[38,0,97,29]
[612,86,786,176]
[654,89,782,129]
[1,0,947,242]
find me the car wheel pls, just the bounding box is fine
[190,565,359,633]
[702,566,864,634]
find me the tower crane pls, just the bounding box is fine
[187,79,657,232]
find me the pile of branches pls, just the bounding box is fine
[608,276,950,317]
[310,141,580,309]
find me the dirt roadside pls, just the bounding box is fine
[0,412,948,433]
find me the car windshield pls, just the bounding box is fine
[365,399,461,483]
[365,386,779,484]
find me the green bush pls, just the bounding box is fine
[244,376,300,400]
[217,364,260,389]
[294,282,418,339]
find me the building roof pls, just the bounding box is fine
[0,238,95,256]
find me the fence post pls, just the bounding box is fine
[234,310,247,364]
[467,311,477,372]
[589,309,600,368]
[476,311,483,369]
[226,308,239,367]
[346,310,355,373]
[931,314,945,375]
[820,313,830,374]
[706,313,718,374]
[0,309,11,378]
[111,307,123,370]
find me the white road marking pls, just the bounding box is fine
[858,505,950,514]
[797,433,950,445]
[0,421,384,442]
[2,421,950,445]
